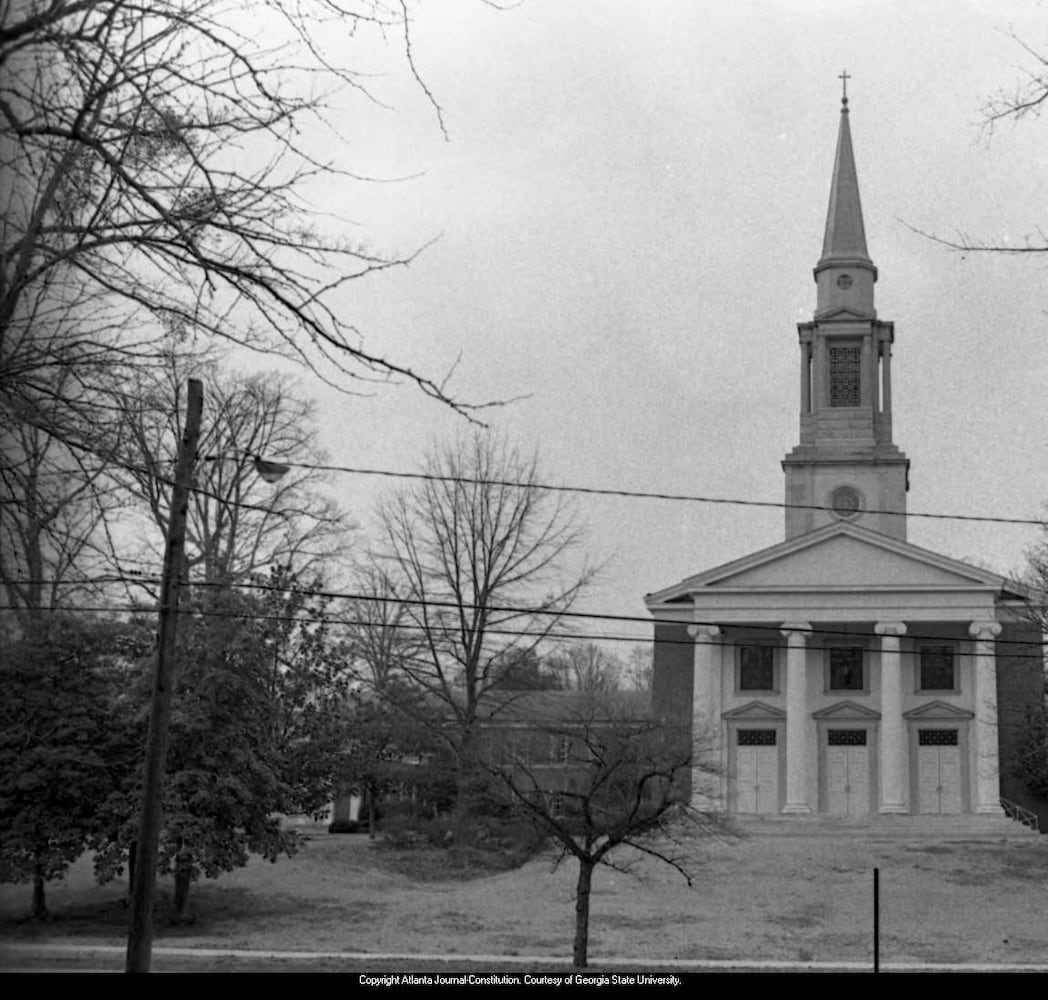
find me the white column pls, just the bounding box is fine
[876,621,908,814]
[969,620,1004,815]
[780,623,811,814]
[688,624,721,811]
[800,341,811,414]
[813,339,827,409]
[862,334,874,409]
[881,341,892,415]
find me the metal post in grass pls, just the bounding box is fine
[873,867,880,973]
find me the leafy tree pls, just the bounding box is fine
[489,648,565,692]
[481,694,723,968]
[376,431,594,845]
[93,572,353,921]
[343,679,439,838]
[0,618,148,919]
[1007,527,1048,803]
[159,585,295,922]
[1011,707,1048,801]
[254,567,355,819]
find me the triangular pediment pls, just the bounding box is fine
[812,700,881,720]
[722,701,786,720]
[646,522,1007,604]
[903,700,975,720]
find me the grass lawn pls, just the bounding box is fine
[2,825,1047,971]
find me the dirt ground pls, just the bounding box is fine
[2,827,1047,967]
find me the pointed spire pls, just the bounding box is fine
[818,75,873,270]
[813,75,877,318]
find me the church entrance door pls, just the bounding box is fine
[735,729,779,814]
[825,729,870,815]
[916,729,962,814]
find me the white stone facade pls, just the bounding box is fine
[648,524,1029,817]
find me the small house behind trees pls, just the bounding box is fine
[472,690,675,817]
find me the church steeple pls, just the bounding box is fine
[782,80,909,541]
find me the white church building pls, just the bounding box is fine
[646,89,1041,823]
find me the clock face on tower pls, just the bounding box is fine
[836,273,853,289]
[830,486,861,519]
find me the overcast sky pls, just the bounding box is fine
[290,0,1048,642]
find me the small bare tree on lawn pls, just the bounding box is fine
[484,696,724,968]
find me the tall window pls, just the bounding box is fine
[738,645,775,691]
[829,647,864,691]
[919,645,956,692]
[829,344,862,407]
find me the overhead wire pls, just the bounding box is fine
[5,426,1045,525]
[5,576,1046,659]
[268,460,1047,527]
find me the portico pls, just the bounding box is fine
[649,521,1029,817]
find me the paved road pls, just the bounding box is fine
[4,944,1048,975]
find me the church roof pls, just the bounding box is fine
[816,94,873,272]
[644,521,1026,607]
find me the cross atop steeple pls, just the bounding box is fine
[838,69,850,106]
[816,83,874,298]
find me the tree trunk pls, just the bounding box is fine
[172,851,193,924]
[452,727,484,850]
[125,841,137,907]
[367,785,377,840]
[573,859,595,968]
[31,865,49,921]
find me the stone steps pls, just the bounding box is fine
[732,813,1040,840]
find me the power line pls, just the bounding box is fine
[3,601,1044,662]
[190,577,1047,651]
[277,461,1046,527]
[7,425,1044,525]
[10,574,1045,649]
[6,581,1045,658]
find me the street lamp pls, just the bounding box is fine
[202,450,292,485]
[125,387,289,974]
[252,456,291,484]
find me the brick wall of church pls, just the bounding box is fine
[651,621,696,801]
[996,622,1047,830]
[652,622,693,725]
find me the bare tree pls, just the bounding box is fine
[376,431,594,844]
[115,356,349,586]
[0,0,493,460]
[622,643,654,696]
[914,31,1048,255]
[547,642,623,693]
[0,375,124,641]
[482,694,724,968]
[342,562,424,693]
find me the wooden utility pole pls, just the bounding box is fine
[126,378,203,974]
